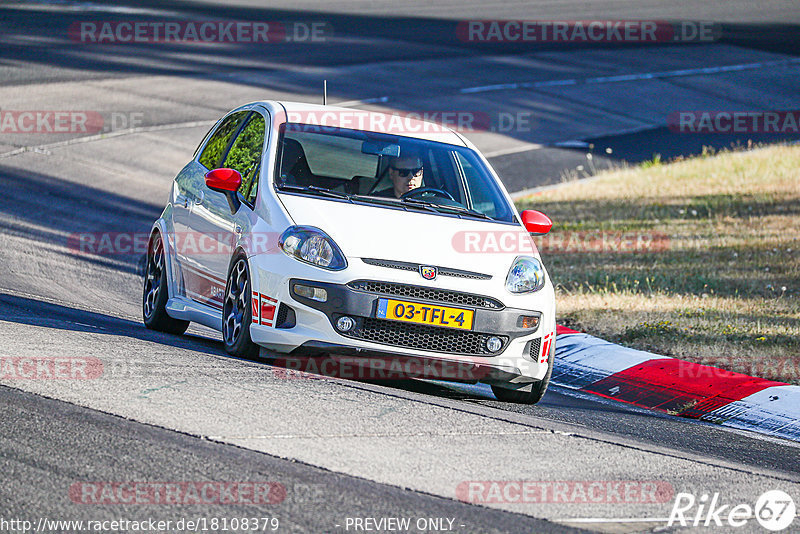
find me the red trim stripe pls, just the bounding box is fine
[581,358,785,418]
[556,325,580,335]
[182,263,226,284]
[182,264,225,310]
[259,293,277,327]
[185,289,223,310]
[539,332,553,364]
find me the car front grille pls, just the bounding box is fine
[347,280,503,310]
[338,316,508,356]
[361,258,491,280]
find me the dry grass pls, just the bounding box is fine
[517,145,800,384]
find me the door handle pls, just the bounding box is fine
[195,191,205,206]
[175,194,189,208]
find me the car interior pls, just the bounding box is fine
[273,126,517,223]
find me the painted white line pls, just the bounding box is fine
[0,120,215,160]
[336,96,390,107]
[6,0,181,16]
[557,517,671,523]
[64,321,103,330]
[460,57,800,95]
[208,429,543,439]
[553,140,590,148]
[532,78,580,88]
[461,82,522,94]
[484,143,544,158]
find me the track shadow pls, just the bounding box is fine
[0,292,496,402]
[0,293,222,356]
[0,163,163,276]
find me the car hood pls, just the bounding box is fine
[278,194,538,278]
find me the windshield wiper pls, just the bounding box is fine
[393,197,441,214]
[278,185,492,220]
[402,198,492,219]
[277,184,352,201]
[279,185,414,209]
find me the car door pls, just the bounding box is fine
[186,110,267,310]
[178,110,249,307]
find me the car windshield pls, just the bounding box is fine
[274,124,517,222]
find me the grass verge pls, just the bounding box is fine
[517,144,800,385]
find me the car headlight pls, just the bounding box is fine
[505,256,545,293]
[279,226,347,270]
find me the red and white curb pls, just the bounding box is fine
[553,326,800,442]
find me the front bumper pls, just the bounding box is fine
[288,278,541,357]
[277,341,534,385]
[249,256,556,382]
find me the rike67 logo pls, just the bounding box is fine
[669,490,796,531]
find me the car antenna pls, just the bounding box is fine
[323,80,327,106]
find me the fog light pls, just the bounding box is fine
[294,284,327,302]
[486,336,503,352]
[518,315,540,329]
[336,316,355,332]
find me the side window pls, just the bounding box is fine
[198,111,248,170]
[222,113,266,205]
[457,151,502,218]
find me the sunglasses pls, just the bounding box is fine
[390,166,422,177]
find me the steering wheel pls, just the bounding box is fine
[400,187,455,201]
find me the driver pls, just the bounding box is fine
[375,154,423,198]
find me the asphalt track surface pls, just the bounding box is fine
[1,1,800,533]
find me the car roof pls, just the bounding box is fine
[271,101,468,146]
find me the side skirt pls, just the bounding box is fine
[166,296,222,331]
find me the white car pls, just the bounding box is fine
[143,101,556,403]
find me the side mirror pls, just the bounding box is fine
[520,210,552,235]
[205,168,242,214]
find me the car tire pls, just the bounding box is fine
[143,232,190,335]
[491,336,555,404]
[222,254,260,359]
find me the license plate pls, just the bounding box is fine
[375,298,474,330]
